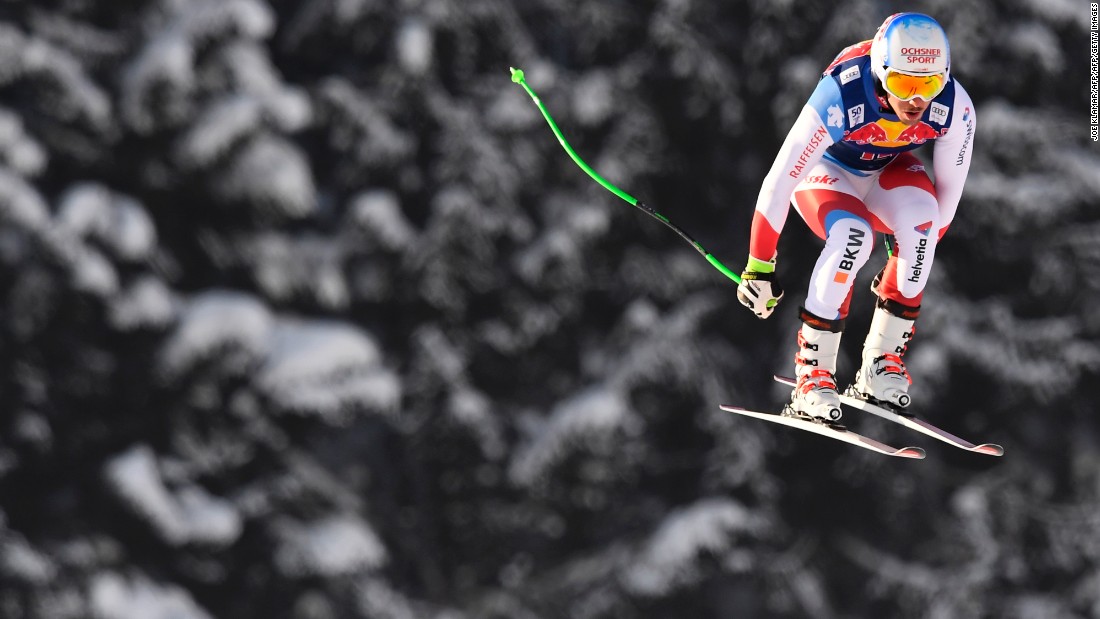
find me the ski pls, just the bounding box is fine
[773,375,1004,456]
[719,405,926,459]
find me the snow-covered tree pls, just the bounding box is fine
[0,1,1095,618]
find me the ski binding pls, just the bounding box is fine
[719,404,926,459]
[773,375,1004,456]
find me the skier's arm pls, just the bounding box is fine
[931,82,976,236]
[748,79,842,264]
[738,77,842,319]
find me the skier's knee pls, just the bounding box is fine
[895,232,937,299]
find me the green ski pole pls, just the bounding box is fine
[509,67,741,285]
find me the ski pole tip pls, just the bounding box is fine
[509,67,525,83]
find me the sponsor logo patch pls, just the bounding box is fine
[929,102,949,125]
[846,120,940,147]
[840,65,861,85]
[788,126,829,178]
[834,227,865,285]
[909,237,929,282]
[899,47,943,64]
[847,104,865,128]
[827,104,844,129]
[956,107,974,166]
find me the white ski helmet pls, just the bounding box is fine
[870,13,951,84]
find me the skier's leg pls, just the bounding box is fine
[789,314,844,423]
[866,153,942,306]
[786,166,879,421]
[852,300,918,407]
[853,153,940,407]
[791,166,881,321]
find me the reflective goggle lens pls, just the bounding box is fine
[883,70,946,101]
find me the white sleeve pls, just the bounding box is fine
[931,81,976,231]
[752,104,835,239]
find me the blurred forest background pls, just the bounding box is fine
[0,0,1097,617]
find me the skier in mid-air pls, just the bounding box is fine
[735,13,976,422]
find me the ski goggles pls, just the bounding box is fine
[883,69,946,102]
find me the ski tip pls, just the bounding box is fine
[896,447,927,459]
[973,443,1005,457]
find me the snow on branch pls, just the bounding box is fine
[318,78,416,168]
[931,298,1100,404]
[508,386,636,486]
[240,232,350,310]
[211,134,317,219]
[174,96,263,169]
[621,497,767,596]
[346,189,418,252]
[107,276,176,331]
[173,45,310,170]
[90,570,215,619]
[356,579,425,619]
[102,445,242,548]
[157,290,275,381]
[395,17,433,76]
[253,319,401,422]
[56,183,157,262]
[0,24,112,131]
[177,0,275,45]
[0,108,47,177]
[28,11,127,66]
[120,31,195,133]
[211,42,311,131]
[120,0,277,134]
[0,167,51,233]
[279,0,388,52]
[608,294,723,391]
[272,515,387,579]
[0,173,123,296]
[0,529,57,586]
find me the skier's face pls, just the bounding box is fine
[887,94,930,125]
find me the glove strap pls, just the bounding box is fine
[741,271,773,282]
[746,255,776,274]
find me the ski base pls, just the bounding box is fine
[773,375,1004,457]
[719,405,926,459]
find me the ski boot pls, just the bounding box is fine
[786,310,844,428]
[850,299,918,410]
